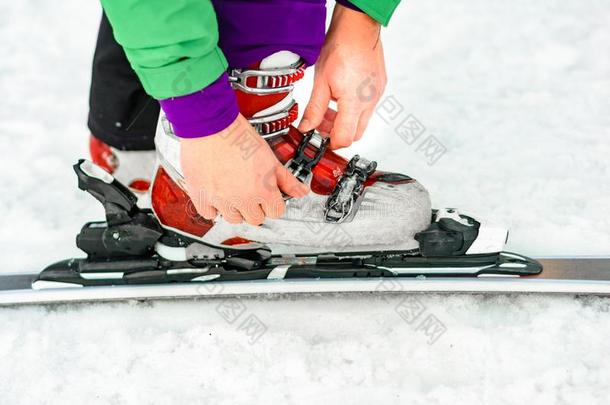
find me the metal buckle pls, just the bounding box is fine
[160,116,176,138]
[229,60,305,95]
[324,155,377,223]
[250,100,297,139]
[285,130,330,185]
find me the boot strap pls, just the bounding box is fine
[324,155,377,223]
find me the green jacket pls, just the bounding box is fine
[100,0,401,99]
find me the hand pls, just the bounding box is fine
[180,114,309,225]
[299,4,387,149]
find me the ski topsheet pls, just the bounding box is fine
[1,258,609,306]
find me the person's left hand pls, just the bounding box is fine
[298,4,387,149]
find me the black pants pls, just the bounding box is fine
[88,13,159,151]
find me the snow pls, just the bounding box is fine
[1,0,610,403]
[1,295,609,403]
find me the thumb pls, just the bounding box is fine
[299,79,331,132]
[275,165,310,198]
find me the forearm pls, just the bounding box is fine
[100,0,228,100]
[100,0,239,137]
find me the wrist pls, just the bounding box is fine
[179,113,246,145]
[328,2,381,45]
[335,0,363,13]
[160,73,239,139]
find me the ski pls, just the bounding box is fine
[1,258,609,306]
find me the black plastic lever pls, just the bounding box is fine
[73,159,139,225]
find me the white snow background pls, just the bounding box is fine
[1,0,609,404]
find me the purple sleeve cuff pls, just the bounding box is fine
[336,0,364,13]
[159,73,239,138]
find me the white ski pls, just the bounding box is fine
[1,258,609,306]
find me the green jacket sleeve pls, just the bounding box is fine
[100,0,227,99]
[349,0,402,26]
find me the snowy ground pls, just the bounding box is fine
[0,0,609,404]
[1,295,609,404]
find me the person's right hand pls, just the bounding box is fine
[180,114,309,225]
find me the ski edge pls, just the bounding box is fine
[2,276,610,306]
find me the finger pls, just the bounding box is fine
[354,108,374,142]
[317,119,333,137]
[198,203,218,220]
[187,187,218,220]
[330,99,361,149]
[218,205,244,224]
[276,165,309,198]
[261,193,286,219]
[324,107,337,122]
[298,79,331,132]
[239,203,266,226]
[317,108,337,136]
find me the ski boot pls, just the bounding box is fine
[152,51,433,256]
[89,135,156,195]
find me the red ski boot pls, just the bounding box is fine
[89,135,156,196]
[151,51,433,255]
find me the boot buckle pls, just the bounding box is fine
[324,155,377,223]
[229,60,306,95]
[285,131,330,186]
